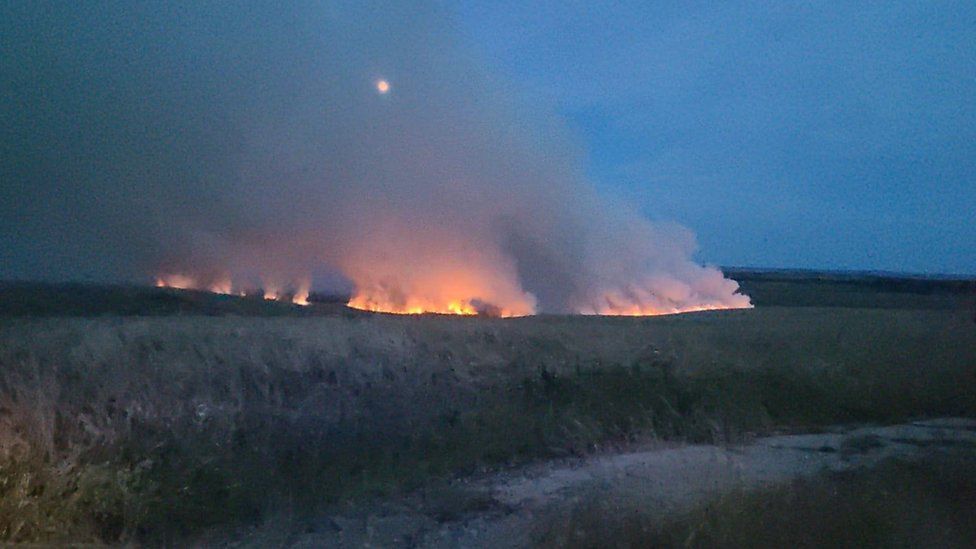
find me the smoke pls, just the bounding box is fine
[0,1,749,314]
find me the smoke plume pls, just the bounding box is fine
[1,1,750,315]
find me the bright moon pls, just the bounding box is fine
[376,79,390,94]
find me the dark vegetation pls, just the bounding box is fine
[0,272,974,543]
[536,455,976,548]
[0,281,355,317]
[727,268,976,309]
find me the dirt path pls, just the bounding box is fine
[232,418,976,548]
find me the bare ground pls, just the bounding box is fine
[221,418,976,547]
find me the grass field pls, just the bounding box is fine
[534,455,976,548]
[0,274,974,543]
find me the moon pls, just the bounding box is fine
[376,79,390,94]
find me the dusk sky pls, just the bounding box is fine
[2,1,975,288]
[457,1,976,274]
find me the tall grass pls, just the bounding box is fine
[1,308,974,543]
[534,456,976,548]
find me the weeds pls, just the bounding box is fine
[534,456,976,548]
[1,306,974,543]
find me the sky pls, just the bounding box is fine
[1,1,974,290]
[456,1,976,274]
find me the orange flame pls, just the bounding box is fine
[580,301,740,316]
[292,280,311,306]
[579,279,753,316]
[209,277,233,295]
[155,274,196,290]
[155,272,315,306]
[156,273,238,295]
[347,294,486,316]
[155,263,751,317]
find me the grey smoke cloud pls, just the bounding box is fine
[1,1,749,314]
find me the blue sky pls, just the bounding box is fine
[456,1,976,274]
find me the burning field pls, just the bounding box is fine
[154,264,751,318]
[150,209,753,318]
[4,3,753,318]
[3,2,974,547]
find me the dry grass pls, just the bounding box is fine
[0,303,974,543]
[534,455,976,548]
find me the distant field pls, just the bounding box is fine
[727,268,976,309]
[0,272,974,543]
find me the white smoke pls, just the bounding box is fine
[1,1,750,314]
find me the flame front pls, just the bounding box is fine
[346,285,533,317]
[209,277,233,295]
[154,243,751,317]
[347,294,483,316]
[581,301,742,316]
[577,273,753,316]
[337,224,539,317]
[154,268,750,317]
[155,274,195,290]
[292,279,311,306]
[155,273,311,306]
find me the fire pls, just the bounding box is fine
[209,277,233,295]
[292,279,311,306]
[153,269,750,317]
[155,274,195,290]
[345,291,746,317]
[260,278,278,300]
[580,301,737,316]
[155,257,750,318]
[347,294,486,316]
[578,277,753,316]
[447,300,476,315]
[156,273,232,295]
[154,273,312,306]
[337,226,540,317]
